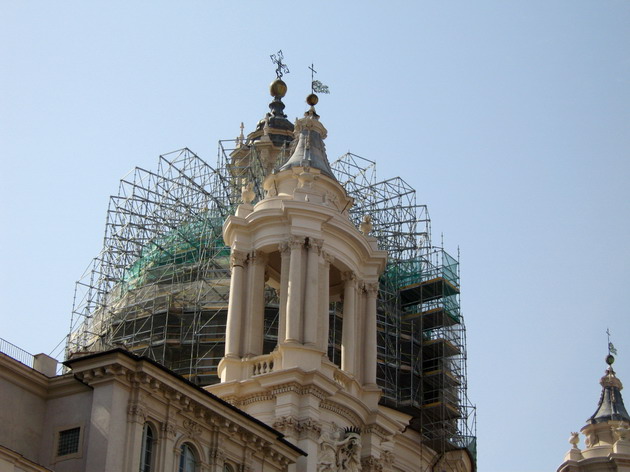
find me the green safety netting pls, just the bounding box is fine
[122,213,229,290]
[382,249,459,289]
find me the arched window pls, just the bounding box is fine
[139,423,155,472]
[223,463,235,472]
[179,443,197,472]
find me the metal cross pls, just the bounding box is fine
[270,50,289,79]
[309,63,317,93]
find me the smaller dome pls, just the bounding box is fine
[587,365,630,424]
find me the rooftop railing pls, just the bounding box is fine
[0,337,34,368]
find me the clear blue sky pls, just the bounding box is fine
[1,2,629,471]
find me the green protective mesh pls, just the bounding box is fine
[122,212,229,291]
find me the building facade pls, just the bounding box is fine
[0,346,302,472]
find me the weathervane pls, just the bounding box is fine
[606,328,618,365]
[270,50,289,79]
[310,63,330,94]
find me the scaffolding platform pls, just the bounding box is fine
[402,306,459,329]
[399,276,460,306]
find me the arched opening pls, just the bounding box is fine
[139,422,155,472]
[178,443,198,472]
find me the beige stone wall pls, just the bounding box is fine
[0,350,303,472]
[0,355,48,464]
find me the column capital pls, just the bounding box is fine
[341,271,356,282]
[321,250,335,265]
[288,235,306,250]
[278,240,290,256]
[230,249,248,268]
[308,238,324,252]
[364,282,379,297]
[249,250,268,266]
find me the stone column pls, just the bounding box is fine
[244,250,267,357]
[285,236,305,343]
[341,271,357,375]
[278,241,290,345]
[363,282,379,386]
[225,250,248,358]
[303,238,323,345]
[318,251,334,353]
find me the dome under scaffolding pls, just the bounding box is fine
[68,140,476,462]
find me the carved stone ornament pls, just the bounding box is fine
[361,456,383,472]
[127,402,148,424]
[209,447,225,463]
[322,250,335,265]
[288,236,306,250]
[279,240,290,256]
[309,238,324,253]
[341,271,356,283]
[380,451,394,468]
[241,180,255,204]
[364,282,379,297]
[569,432,580,449]
[230,250,248,268]
[249,250,268,266]
[184,419,203,438]
[584,431,597,448]
[323,191,340,210]
[317,430,362,472]
[162,422,177,439]
[272,416,300,434]
[359,215,373,236]
[615,425,630,443]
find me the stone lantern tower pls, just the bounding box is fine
[557,355,630,472]
[205,86,406,472]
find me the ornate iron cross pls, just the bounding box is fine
[270,50,289,79]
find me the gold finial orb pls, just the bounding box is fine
[306,93,319,106]
[270,79,287,98]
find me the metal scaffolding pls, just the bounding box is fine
[67,144,475,465]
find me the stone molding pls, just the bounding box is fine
[272,416,322,440]
[270,382,329,401]
[362,424,392,441]
[236,393,275,407]
[320,400,363,427]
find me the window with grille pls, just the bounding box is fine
[57,427,81,456]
